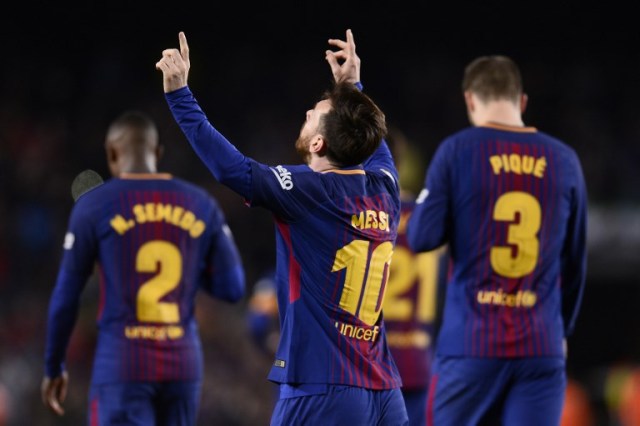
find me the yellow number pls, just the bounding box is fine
[333,240,394,326]
[384,247,441,322]
[136,241,182,323]
[490,191,541,278]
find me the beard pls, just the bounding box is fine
[295,134,311,164]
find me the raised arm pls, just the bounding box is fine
[156,32,254,199]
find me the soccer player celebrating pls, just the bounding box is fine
[156,30,408,425]
[42,111,245,424]
[407,55,588,425]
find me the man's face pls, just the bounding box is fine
[295,99,331,164]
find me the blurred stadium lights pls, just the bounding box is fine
[587,205,640,281]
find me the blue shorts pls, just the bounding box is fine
[271,384,408,426]
[88,381,201,426]
[427,356,566,426]
[401,388,428,426]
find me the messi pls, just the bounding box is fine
[351,209,390,232]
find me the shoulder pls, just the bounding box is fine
[535,131,583,164]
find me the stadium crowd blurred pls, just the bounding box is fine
[2,7,640,425]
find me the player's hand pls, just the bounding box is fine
[325,29,361,85]
[41,371,69,416]
[155,31,191,93]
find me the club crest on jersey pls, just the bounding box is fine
[271,165,293,190]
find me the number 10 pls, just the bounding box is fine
[332,240,394,326]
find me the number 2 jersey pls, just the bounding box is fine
[407,123,587,358]
[44,174,245,384]
[166,86,403,390]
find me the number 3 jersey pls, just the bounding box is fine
[407,123,588,359]
[44,174,245,384]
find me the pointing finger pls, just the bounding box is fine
[179,32,189,62]
[346,28,356,51]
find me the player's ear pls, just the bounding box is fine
[463,91,475,112]
[310,135,326,155]
[105,143,120,176]
[156,144,165,163]
[520,93,528,114]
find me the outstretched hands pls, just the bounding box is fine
[325,29,361,85]
[156,32,191,93]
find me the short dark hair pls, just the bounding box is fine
[109,110,156,135]
[320,82,387,167]
[462,55,523,103]
[106,110,159,151]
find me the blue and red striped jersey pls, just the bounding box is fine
[407,123,588,358]
[383,200,446,389]
[166,86,403,390]
[44,174,245,384]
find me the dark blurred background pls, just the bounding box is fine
[1,2,639,425]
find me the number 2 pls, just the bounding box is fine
[332,240,393,326]
[136,240,182,323]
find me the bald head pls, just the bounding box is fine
[105,111,163,176]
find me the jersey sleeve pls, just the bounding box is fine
[363,139,400,184]
[406,139,452,252]
[200,201,246,302]
[560,150,588,336]
[165,86,254,199]
[44,200,98,378]
[247,162,318,221]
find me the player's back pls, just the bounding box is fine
[433,123,585,358]
[74,173,226,383]
[257,164,402,389]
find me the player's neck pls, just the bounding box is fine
[308,155,337,172]
[119,159,157,174]
[473,101,524,127]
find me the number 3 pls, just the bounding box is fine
[490,191,541,278]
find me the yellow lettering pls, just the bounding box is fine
[476,290,538,308]
[133,204,147,223]
[336,322,380,342]
[110,215,132,235]
[351,212,365,229]
[365,210,378,229]
[534,157,547,178]
[180,211,196,230]
[522,156,535,174]
[489,155,503,175]
[509,154,522,174]
[189,221,206,238]
[379,211,388,232]
[501,154,511,172]
[171,206,185,226]
[124,325,184,341]
[144,203,156,222]
[489,154,546,179]
[156,204,173,222]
